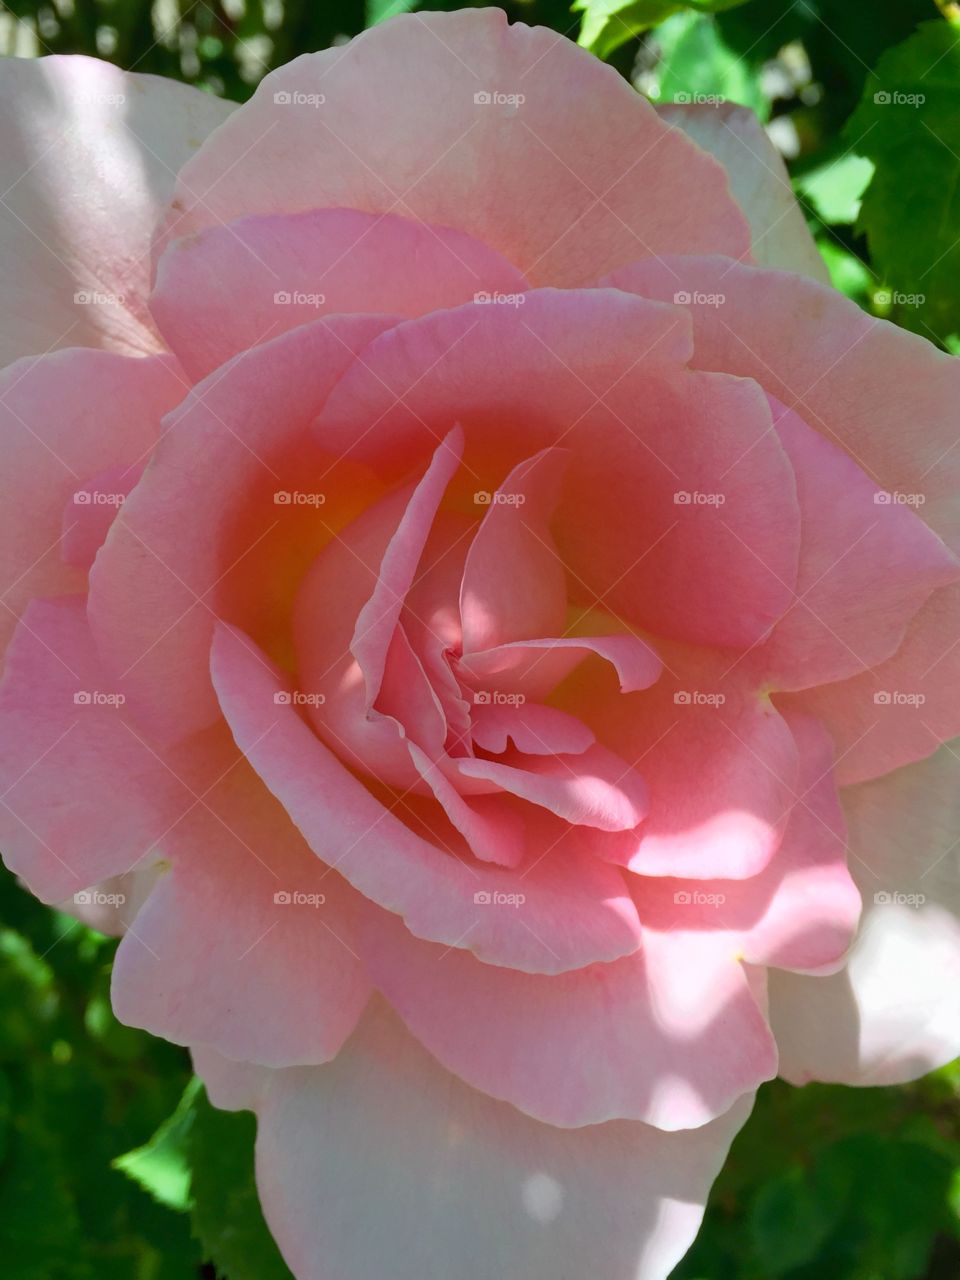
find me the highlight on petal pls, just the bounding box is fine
[253,999,755,1280]
[355,903,775,1130]
[155,9,750,286]
[0,54,232,364]
[770,741,960,1085]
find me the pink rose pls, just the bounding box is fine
[1,10,958,1278]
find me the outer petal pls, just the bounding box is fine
[210,622,644,975]
[315,289,802,649]
[356,903,775,1130]
[0,54,232,364]
[770,742,960,1085]
[87,313,394,745]
[253,1000,754,1280]
[758,395,958,691]
[0,348,186,659]
[154,10,750,287]
[112,770,372,1067]
[580,642,799,880]
[0,597,201,903]
[150,207,531,380]
[656,102,830,283]
[634,713,861,976]
[602,254,960,780]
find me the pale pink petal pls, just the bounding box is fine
[87,313,393,745]
[770,742,960,1084]
[112,773,371,1066]
[253,1000,754,1280]
[377,626,447,757]
[458,632,661,701]
[0,597,200,903]
[633,713,861,975]
[352,427,463,708]
[154,10,749,288]
[316,288,799,648]
[61,460,146,572]
[150,207,531,379]
[459,448,567,652]
[0,349,185,660]
[786,586,960,784]
[603,254,960,779]
[757,395,958,690]
[455,744,648,832]
[211,622,643,975]
[471,701,594,756]
[656,102,829,282]
[408,742,526,869]
[582,644,799,879]
[357,905,775,1129]
[293,484,450,791]
[0,54,232,364]
[191,1045,269,1112]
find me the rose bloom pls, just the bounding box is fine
[1,9,959,1278]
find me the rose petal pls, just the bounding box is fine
[0,349,185,659]
[211,621,644,975]
[150,207,531,380]
[459,448,568,652]
[770,741,960,1085]
[87,313,394,745]
[112,773,372,1066]
[0,54,232,364]
[316,288,799,648]
[154,10,750,286]
[656,102,829,283]
[357,903,776,1129]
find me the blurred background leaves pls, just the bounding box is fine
[1,0,959,1275]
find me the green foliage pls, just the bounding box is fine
[846,19,960,344]
[573,0,749,60]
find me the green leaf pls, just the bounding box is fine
[367,0,418,25]
[573,0,751,61]
[846,18,960,343]
[648,11,767,118]
[189,1088,294,1280]
[113,1077,201,1211]
[795,152,874,225]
